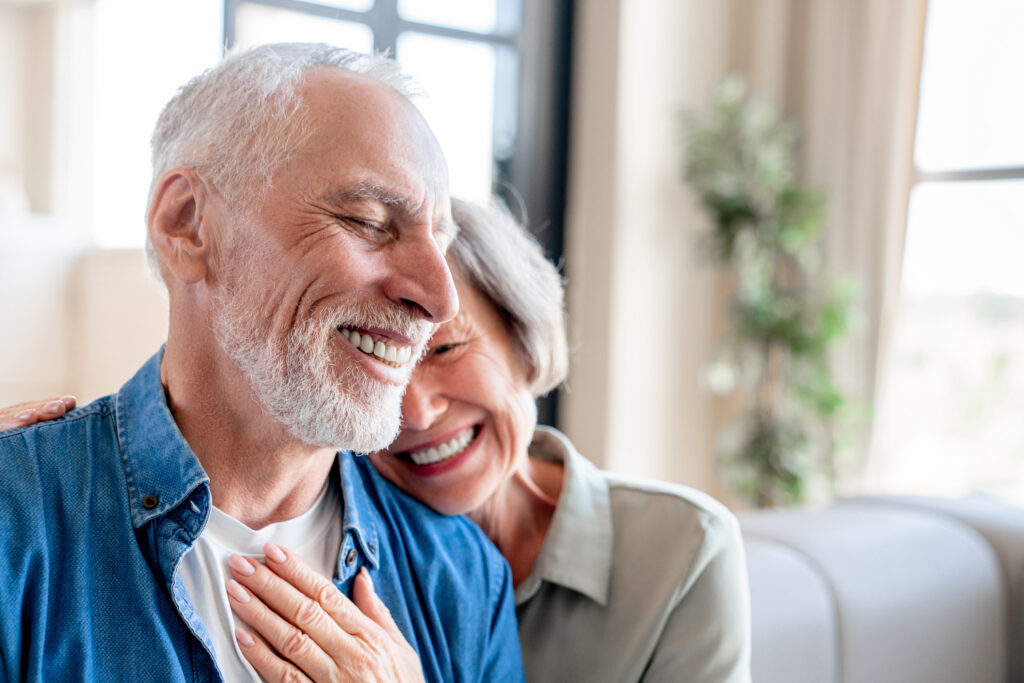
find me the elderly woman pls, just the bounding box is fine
[3,198,751,682]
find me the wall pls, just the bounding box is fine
[0,4,56,214]
[0,242,168,407]
[67,250,169,401]
[561,0,745,503]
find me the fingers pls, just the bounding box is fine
[227,555,337,680]
[235,626,314,683]
[0,396,77,430]
[262,544,375,640]
[352,568,406,645]
[229,547,425,683]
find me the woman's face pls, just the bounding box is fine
[368,274,537,515]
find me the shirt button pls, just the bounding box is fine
[368,542,376,554]
[142,495,159,510]
[345,548,357,566]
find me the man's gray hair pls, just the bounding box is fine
[146,42,417,267]
[449,198,568,397]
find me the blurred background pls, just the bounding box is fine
[1,0,1022,509]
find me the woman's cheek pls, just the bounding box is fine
[504,386,538,455]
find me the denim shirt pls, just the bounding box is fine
[0,350,524,682]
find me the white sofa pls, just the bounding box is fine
[742,495,1024,683]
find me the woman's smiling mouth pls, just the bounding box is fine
[402,425,481,466]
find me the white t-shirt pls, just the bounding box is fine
[179,479,343,681]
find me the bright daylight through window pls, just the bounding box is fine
[86,0,518,248]
[870,0,1024,504]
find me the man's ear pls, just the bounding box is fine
[147,168,219,284]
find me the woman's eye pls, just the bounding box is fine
[432,343,457,356]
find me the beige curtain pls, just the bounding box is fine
[561,0,926,502]
[729,0,928,487]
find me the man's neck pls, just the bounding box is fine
[161,339,337,530]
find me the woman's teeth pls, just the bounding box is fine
[339,328,414,367]
[408,426,477,466]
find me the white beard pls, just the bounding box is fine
[211,273,430,453]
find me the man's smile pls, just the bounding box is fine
[338,327,418,368]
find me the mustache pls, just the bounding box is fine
[317,300,434,347]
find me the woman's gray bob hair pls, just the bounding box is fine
[448,198,569,397]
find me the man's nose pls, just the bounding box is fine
[385,235,459,323]
[402,375,449,432]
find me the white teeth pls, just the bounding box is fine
[339,328,416,367]
[408,426,476,466]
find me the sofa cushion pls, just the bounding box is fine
[744,537,838,683]
[849,494,1024,682]
[742,504,1005,683]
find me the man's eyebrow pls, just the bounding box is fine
[320,183,457,241]
[321,183,412,211]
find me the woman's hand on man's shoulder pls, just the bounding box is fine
[0,396,77,430]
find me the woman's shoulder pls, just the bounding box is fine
[535,426,741,559]
[604,470,736,524]
[598,470,742,561]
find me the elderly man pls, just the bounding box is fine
[0,44,523,682]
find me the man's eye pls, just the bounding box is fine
[350,218,382,232]
[338,216,386,235]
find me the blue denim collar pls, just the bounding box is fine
[337,452,381,571]
[115,348,209,530]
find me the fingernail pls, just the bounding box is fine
[42,401,63,415]
[15,410,35,422]
[228,554,255,576]
[235,627,255,647]
[226,579,250,603]
[264,543,286,563]
[359,566,374,589]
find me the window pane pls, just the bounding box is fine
[234,3,373,53]
[398,0,518,35]
[901,181,1024,298]
[872,180,1024,504]
[397,32,497,203]
[915,0,1024,172]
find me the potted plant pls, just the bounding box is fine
[683,77,858,507]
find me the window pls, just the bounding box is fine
[871,0,1024,503]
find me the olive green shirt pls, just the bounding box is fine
[516,427,751,682]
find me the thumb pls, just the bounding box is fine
[352,567,405,643]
